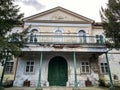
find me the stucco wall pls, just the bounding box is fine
[13,52,99,87]
[99,50,120,86]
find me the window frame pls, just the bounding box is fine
[25,60,35,74]
[80,61,90,74]
[54,29,63,42]
[29,29,39,43]
[100,62,108,74]
[5,61,14,74]
[78,30,86,43]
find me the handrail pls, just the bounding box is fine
[25,35,104,45]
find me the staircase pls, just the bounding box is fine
[43,86,73,90]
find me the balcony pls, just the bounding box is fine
[25,35,104,45]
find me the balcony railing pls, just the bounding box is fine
[25,35,104,45]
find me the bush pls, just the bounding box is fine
[99,79,106,87]
[3,80,13,87]
[113,86,120,90]
[0,87,4,90]
[99,79,120,90]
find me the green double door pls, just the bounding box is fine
[48,56,68,86]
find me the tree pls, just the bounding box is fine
[0,0,24,60]
[101,0,120,49]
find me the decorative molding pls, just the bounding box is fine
[25,22,91,27]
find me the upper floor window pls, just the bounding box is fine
[55,29,63,42]
[29,29,38,43]
[5,62,14,74]
[81,61,90,74]
[55,29,62,35]
[100,63,108,74]
[78,30,86,36]
[96,35,104,44]
[78,30,86,43]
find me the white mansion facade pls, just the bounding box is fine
[3,7,120,88]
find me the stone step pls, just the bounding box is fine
[43,86,73,90]
[4,87,35,90]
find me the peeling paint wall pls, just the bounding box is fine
[13,52,99,87]
[99,50,120,86]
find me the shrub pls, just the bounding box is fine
[99,79,106,87]
[3,80,13,87]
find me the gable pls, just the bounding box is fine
[24,7,94,23]
[30,10,86,22]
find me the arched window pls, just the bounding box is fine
[29,29,38,43]
[78,30,86,43]
[55,29,62,35]
[55,29,63,43]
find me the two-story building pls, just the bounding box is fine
[5,7,120,88]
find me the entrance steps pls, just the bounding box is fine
[43,86,73,90]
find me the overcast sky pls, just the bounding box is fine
[15,0,108,22]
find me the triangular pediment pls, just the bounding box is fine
[24,7,94,23]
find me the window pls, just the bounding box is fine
[29,29,38,43]
[5,62,14,74]
[96,35,104,44]
[25,60,35,73]
[100,63,108,74]
[78,30,86,43]
[81,61,90,73]
[55,29,63,42]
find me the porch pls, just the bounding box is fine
[14,51,105,87]
[4,86,109,90]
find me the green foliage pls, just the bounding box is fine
[99,79,106,87]
[3,80,13,88]
[0,0,24,61]
[101,0,120,49]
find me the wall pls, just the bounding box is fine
[13,52,99,87]
[99,50,120,86]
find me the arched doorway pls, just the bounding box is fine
[48,56,68,86]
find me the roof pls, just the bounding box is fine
[23,6,94,23]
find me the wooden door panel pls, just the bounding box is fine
[48,56,68,86]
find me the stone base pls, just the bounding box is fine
[36,87,42,90]
[73,87,79,90]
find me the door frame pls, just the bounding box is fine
[48,56,68,86]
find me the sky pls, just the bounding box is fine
[15,0,108,22]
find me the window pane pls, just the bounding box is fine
[5,67,8,70]
[101,67,104,73]
[10,67,13,72]
[82,62,85,65]
[86,66,89,72]
[82,66,85,72]
[26,66,29,72]
[101,63,103,65]
[27,62,30,65]
[105,66,108,73]
[30,66,34,72]
[5,62,14,73]
[105,63,107,65]
[86,62,88,65]
[31,62,34,65]
[6,62,9,66]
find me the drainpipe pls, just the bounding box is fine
[105,52,114,90]
[73,52,78,89]
[0,55,8,87]
[36,52,43,90]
